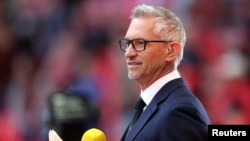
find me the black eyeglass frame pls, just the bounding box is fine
[119,38,172,52]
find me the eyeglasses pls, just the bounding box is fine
[119,38,172,52]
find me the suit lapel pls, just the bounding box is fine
[123,78,185,141]
[126,103,158,141]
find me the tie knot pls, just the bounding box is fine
[135,97,146,110]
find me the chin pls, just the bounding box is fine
[128,73,139,80]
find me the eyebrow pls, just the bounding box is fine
[124,37,147,40]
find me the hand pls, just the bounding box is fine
[48,129,63,141]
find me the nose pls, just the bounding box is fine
[125,44,137,58]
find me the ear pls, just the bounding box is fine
[165,42,181,62]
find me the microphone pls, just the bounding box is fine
[81,128,107,141]
[48,128,106,141]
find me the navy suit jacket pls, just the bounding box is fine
[121,78,211,141]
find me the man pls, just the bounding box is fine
[119,4,211,141]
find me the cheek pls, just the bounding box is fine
[143,53,165,71]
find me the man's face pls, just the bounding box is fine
[124,17,169,88]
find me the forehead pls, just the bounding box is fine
[125,17,158,39]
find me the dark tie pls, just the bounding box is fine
[126,97,146,137]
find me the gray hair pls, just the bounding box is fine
[130,4,186,67]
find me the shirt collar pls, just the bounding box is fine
[140,69,181,105]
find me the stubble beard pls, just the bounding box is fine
[128,71,139,80]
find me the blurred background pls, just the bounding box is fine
[0,0,249,141]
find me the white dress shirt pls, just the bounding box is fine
[140,69,181,108]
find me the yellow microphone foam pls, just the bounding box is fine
[81,128,107,141]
